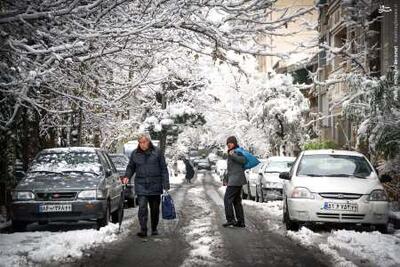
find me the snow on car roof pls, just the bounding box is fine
[41,147,100,153]
[302,149,365,157]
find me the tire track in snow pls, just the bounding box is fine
[179,172,227,267]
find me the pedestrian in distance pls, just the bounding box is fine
[183,158,195,183]
[222,136,246,228]
[122,133,170,237]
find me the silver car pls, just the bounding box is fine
[256,156,295,202]
[242,162,265,200]
[11,147,123,231]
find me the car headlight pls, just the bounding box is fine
[78,190,98,199]
[12,191,35,201]
[368,189,388,201]
[291,187,315,199]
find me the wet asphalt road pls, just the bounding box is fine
[66,171,329,267]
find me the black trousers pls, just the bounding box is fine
[137,195,161,232]
[224,186,245,224]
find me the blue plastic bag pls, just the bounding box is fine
[162,192,176,220]
[234,147,261,169]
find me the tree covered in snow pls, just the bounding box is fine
[0,0,316,206]
[201,54,309,157]
[342,73,400,173]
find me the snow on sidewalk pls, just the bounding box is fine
[287,226,400,266]
[0,208,136,267]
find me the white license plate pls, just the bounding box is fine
[39,204,72,213]
[323,202,358,212]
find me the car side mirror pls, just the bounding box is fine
[105,169,112,177]
[380,174,392,183]
[279,172,291,180]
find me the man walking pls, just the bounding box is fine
[122,133,170,237]
[222,136,246,228]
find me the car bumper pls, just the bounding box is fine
[11,200,107,223]
[287,198,389,224]
[261,188,283,200]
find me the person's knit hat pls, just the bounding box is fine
[226,136,238,146]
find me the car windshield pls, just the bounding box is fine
[109,155,128,169]
[30,151,101,174]
[296,154,373,178]
[264,161,293,173]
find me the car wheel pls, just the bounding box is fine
[283,200,299,231]
[12,220,27,232]
[97,201,110,229]
[374,224,388,234]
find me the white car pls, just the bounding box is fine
[280,150,392,232]
[256,156,295,202]
[243,159,268,200]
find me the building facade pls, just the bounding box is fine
[316,0,400,148]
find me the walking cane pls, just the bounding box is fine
[118,183,126,233]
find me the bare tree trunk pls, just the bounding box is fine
[159,92,167,155]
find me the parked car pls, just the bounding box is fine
[280,150,392,232]
[242,162,264,200]
[109,153,135,207]
[256,156,296,202]
[197,159,211,170]
[10,147,123,231]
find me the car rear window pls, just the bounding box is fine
[264,161,293,173]
[296,154,373,178]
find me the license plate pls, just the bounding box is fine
[323,202,358,212]
[39,204,72,213]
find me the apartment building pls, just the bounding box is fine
[316,0,400,148]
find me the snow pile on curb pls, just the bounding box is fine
[0,209,136,266]
[326,230,400,267]
[287,227,322,247]
[287,226,400,267]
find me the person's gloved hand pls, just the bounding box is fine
[121,176,129,184]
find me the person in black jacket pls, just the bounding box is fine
[222,136,247,228]
[183,158,195,183]
[122,133,170,237]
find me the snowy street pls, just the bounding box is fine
[2,171,400,267]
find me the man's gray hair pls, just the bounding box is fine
[137,132,152,141]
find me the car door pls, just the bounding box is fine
[103,152,122,211]
[97,151,118,211]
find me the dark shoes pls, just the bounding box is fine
[151,230,159,236]
[137,231,147,238]
[222,221,246,228]
[233,222,246,228]
[222,221,236,227]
